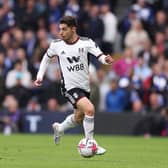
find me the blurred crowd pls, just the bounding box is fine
[0,0,168,135]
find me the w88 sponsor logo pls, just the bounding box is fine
[67,63,84,72]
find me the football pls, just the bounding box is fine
[77,138,98,157]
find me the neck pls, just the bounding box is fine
[66,34,79,44]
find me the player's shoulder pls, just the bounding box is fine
[79,36,90,41]
[49,39,63,48]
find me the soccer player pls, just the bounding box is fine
[34,16,113,155]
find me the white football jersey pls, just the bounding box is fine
[46,37,103,92]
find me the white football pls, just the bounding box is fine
[77,138,98,157]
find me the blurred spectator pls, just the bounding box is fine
[5,60,32,107]
[86,4,104,47]
[16,48,29,71]
[0,32,11,53]
[119,76,133,110]
[143,63,167,106]
[35,0,48,17]
[36,27,50,43]
[149,45,159,66]
[97,67,110,112]
[16,47,35,78]
[132,51,152,100]
[132,97,144,113]
[14,0,25,27]
[77,0,91,36]
[148,92,164,113]
[24,30,36,59]
[48,0,62,24]
[48,22,60,39]
[64,0,80,17]
[154,31,166,57]
[152,10,167,35]
[131,0,154,24]
[100,3,117,54]
[4,47,17,71]
[124,19,149,55]
[10,27,24,49]
[20,0,39,31]
[133,54,152,81]
[147,63,167,93]
[5,60,32,89]
[26,96,41,113]
[0,1,15,35]
[105,75,127,112]
[0,95,20,135]
[113,47,137,77]
[137,39,152,65]
[47,97,59,112]
[119,8,137,42]
[119,75,145,113]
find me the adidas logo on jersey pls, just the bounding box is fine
[61,51,66,55]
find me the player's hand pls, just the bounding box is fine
[105,54,114,64]
[34,78,43,87]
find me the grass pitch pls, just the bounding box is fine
[0,134,168,168]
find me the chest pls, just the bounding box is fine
[57,43,88,64]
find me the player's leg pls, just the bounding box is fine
[76,97,95,139]
[76,97,106,155]
[52,108,85,144]
[52,97,93,144]
[52,112,77,144]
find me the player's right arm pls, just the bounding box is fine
[34,53,51,86]
[34,42,57,87]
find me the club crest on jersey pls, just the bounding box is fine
[73,92,78,99]
[78,48,84,53]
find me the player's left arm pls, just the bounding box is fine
[98,54,114,65]
[88,39,114,65]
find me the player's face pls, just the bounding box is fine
[59,24,74,42]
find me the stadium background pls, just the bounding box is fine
[0,0,168,136]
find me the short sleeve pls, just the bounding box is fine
[46,42,57,58]
[88,39,103,58]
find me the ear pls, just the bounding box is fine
[72,26,77,32]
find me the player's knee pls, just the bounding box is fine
[85,104,95,116]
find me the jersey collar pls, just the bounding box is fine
[65,36,80,45]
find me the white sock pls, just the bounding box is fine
[83,115,94,139]
[59,114,77,132]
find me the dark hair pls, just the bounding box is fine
[59,16,77,27]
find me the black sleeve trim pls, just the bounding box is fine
[97,53,104,59]
[46,52,54,58]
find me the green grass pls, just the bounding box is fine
[0,134,168,168]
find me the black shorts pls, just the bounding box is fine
[62,88,90,108]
